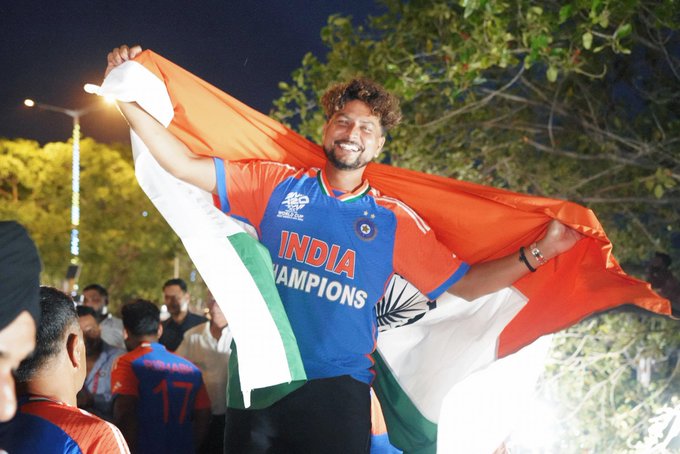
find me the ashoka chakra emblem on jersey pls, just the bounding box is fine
[354,217,377,241]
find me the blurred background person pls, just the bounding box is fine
[81,283,125,349]
[176,291,232,454]
[112,299,211,453]
[159,278,206,351]
[0,221,41,422]
[646,252,680,316]
[76,305,125,421]
[0,287,129,453]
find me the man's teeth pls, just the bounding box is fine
[338,142,360,152]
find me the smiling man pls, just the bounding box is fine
[106,44,582,453]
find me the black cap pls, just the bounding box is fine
[0,221,42,329]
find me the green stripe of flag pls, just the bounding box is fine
[227,231,307,402]
[372,350,438,454]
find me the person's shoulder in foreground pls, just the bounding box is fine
[0,286,129,454]
[0,395,129,453]
[0,221,41,423]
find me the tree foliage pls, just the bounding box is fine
[536,312,680,452]
[271,0,680,450]
[0,137,195,310]
[273,0,679,263]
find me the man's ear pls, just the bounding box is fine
[123,327,129,340]
[66,332,83,369]
[374,136,386,160]
[157,323,163,338]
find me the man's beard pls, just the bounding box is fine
[323,142,370,171]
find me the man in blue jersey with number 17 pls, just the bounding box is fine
[111,299,212,453]
[106,44,583,453]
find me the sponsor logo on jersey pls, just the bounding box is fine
[277,192,310,221]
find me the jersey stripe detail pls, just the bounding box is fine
[316,169,371,202]
[375,195,430,234]
[214,157,229,212]
[426,262,470,300]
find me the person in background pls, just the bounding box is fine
[176,291,232,454]
[647,252,680,316]
[0,221,41,422]
[0,286,129,453]
[81,283,126,349]
[112,299,211,453]
[76,305,125,421]
[159,278,207,351]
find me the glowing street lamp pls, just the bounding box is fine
[23,95,111,275]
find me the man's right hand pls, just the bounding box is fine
[104,45,217,194]
[105,45,143,77]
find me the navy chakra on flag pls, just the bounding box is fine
[355,214,377,241]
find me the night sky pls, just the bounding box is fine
[1,1,384,145]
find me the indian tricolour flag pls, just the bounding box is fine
[87,50,670,453]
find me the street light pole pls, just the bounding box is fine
[23,99,106,288]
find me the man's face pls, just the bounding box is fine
[163,285,188,317]
[207,294,228,329]
[0,311,36,422]
[78,314,102,356]
[82,289,106,315]
[322,100,386,172]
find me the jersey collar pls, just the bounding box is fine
[316,169,371,202]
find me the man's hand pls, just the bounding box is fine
[105,44,143,77]
[538,219,584,260]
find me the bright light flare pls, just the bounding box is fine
[83,83,99,94]
[24,99,35,107]
[84,84,116,105]
[437,335,554,453]
[507,398,559,450]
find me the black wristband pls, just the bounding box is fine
[519,246,536,272]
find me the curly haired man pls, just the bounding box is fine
[105,45,581,453]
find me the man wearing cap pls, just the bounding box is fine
[0,221,41,422]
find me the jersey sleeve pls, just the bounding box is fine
[392,202,469,300]
[110,355,139,398]
[193,382,211,411]
[213,159,298,232]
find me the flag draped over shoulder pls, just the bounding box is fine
[89,50,670,453]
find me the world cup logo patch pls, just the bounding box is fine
[355,217,377,241]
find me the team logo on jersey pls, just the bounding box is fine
[277,192,310,221]
[355,211,377,241]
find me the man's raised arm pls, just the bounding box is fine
[447,219,583,301]
[106,45,216,193]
